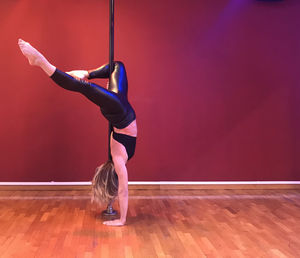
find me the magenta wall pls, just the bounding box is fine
[0,0,299,181]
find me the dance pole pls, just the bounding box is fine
[109,0,115,77]
[108,0,114,160]
[102,0,117,217]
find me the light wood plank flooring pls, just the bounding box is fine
[0,189,299,257]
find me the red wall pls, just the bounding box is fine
[0,0,299,181]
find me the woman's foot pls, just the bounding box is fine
[18,39,45,66]
[18,39,56,76]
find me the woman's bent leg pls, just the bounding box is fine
[88,63,110,79]
[109,61,128,95]
[51,69,123,109]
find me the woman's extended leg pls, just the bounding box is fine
[18,39,123,111]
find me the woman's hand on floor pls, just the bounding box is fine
[103,219,125,226]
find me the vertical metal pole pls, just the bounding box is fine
[109,0,114,77]
[108,0,114,161]
[102,0,117,217]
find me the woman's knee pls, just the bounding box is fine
[114,61,125,70]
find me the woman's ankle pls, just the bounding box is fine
[41,62,56,77]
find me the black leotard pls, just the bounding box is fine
[112,131,136,160]
[50,61,136,160]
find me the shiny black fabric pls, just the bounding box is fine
[50,62,135,129]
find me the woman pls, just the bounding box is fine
[18,39,137,226]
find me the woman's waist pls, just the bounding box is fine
[113,119,137,137]
[101,103,136,130]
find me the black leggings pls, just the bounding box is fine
[50,66,123,116]
[50,62,135,129]
[50,62,136,160]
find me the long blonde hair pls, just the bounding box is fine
[91,160,118,204]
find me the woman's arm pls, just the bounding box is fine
[117,163,128,224]
[103,156,128,226]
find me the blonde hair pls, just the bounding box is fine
[91,160,118,205]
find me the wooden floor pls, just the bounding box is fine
[0,189,300,258]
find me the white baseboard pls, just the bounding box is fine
[0,181,299,186]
